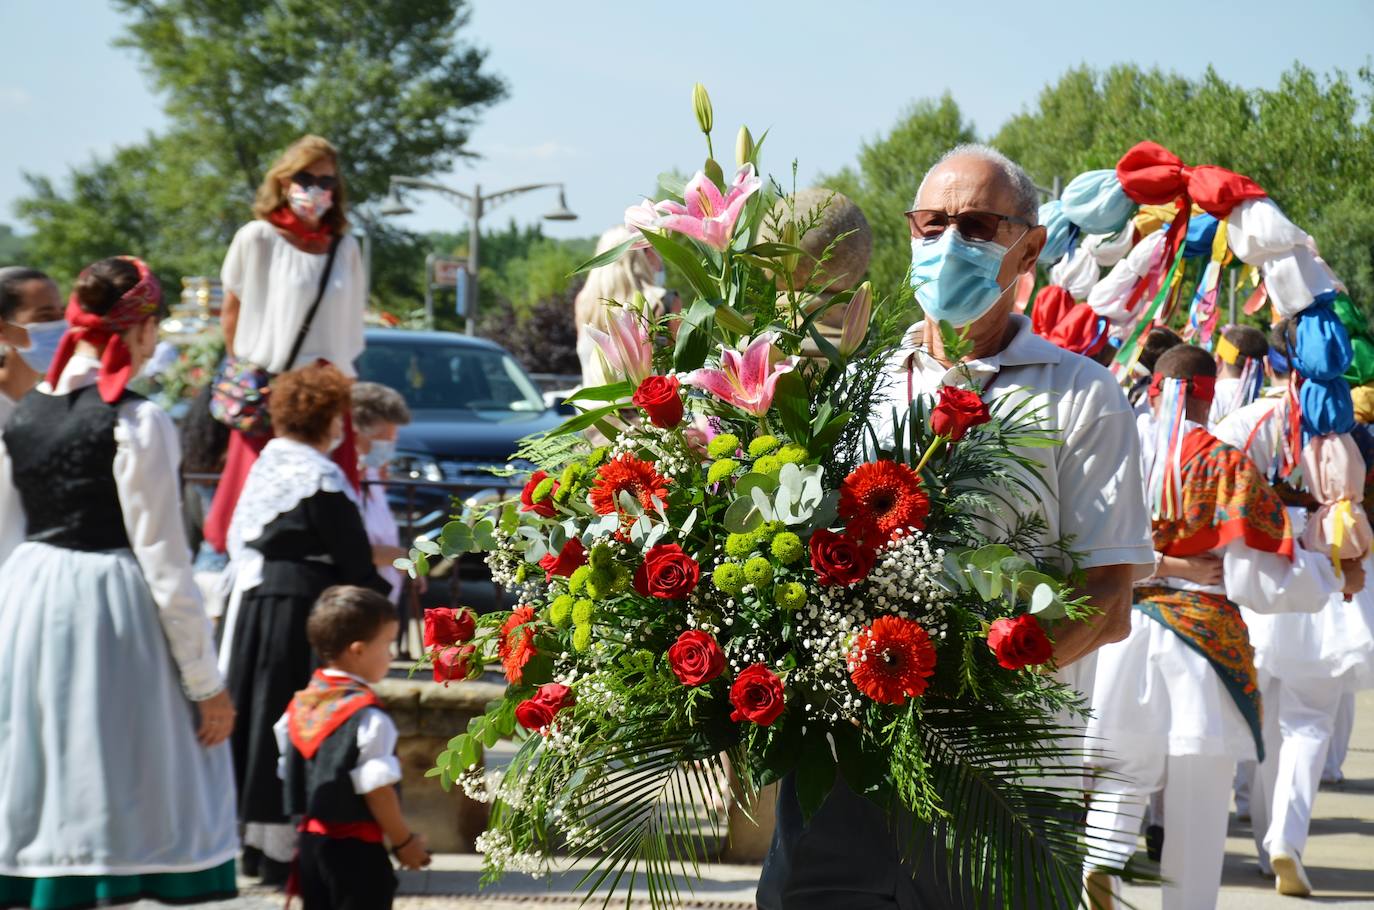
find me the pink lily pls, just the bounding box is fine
[585,306,653,385]
[623,198,673,249]
[655,164,762,251]
[684,332,798,417]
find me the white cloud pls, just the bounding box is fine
[0,87,31,110]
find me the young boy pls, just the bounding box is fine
[275,585,430,909]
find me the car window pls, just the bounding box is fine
[358,341,546,419]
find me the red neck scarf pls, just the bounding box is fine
[46,256,161,404]
[287,669,381,760]
[267,206,335,247]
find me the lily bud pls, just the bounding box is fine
[692,83,713,136]
[780,219,800,277]
[838,281,873,358]
[735,126,755,167]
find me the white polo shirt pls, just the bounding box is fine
[871,315,1154,576]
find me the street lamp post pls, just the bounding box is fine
[380,178,577,334]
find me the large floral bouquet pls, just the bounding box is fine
[407,87,1112,908]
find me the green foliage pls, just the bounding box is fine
[0,225,29,264]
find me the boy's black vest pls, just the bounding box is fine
[284,672,388,827]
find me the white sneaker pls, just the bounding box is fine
[1270,842,1313,897]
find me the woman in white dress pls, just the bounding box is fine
[202,134,368,555]
[0,256,238,908]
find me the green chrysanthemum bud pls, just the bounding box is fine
[748,435,780,457]
[568,565,593,595]
[771,531,804,564]
[776,444,809,465]
[584,447,609,470]
[753,454,781,476]
[588,543,614,569]
[611,565,632,594]
[692,83,713,135]
[744,556,773,587]
[584,567,616,600]
[549,594,574,628]
[572,624,592,652]
[707,433,741,460]
[571,598,594,626]
[775,581,807,610]
[712,562,745,594]
[515,565,528,583]
[725,532,756,559]
[707,458,739,485]
[530,477,556,503]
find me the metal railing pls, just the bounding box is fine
[185,472,503,659]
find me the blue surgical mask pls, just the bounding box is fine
[362,438,396,468]
[17,319,68,375]
[909,229,1027,328]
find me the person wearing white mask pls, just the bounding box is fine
[351,381,413,602]
[758,145,1155,910]
[0,267,65,426]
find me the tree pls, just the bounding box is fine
[18,0,505,310]
[0,225,28,264]
[821,96,977,303]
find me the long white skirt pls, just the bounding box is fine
[0,542,238,876]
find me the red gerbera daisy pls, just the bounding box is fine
[838,459,930,542]
[498,605,538,684]
[589,453,671,515]
[847,615,937,704]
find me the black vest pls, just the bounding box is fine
[3,385,137,551]
[285,711,382,825]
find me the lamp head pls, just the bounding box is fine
[543,188,578,222]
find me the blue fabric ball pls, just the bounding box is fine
[1060,170,1137,235]
[1300,375,1356,436]
[1293,299,1355,381]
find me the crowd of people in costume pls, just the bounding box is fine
[0,128,1370,910]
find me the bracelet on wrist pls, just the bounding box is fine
[391,833,415,856]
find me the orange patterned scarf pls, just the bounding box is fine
[287,670,381,760]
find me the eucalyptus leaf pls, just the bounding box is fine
[414,538,441,557]
[1029,583,1068,620]
[736,472,779,499]
[724,497,766,533]
[750,485,778,522]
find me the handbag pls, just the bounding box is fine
[210,234,342,435]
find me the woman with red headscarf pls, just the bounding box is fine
[0,257,239,908]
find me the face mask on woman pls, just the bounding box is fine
[361,438,396,469]
[909,228,1028,328]
[15,319,68,375]
[288,184,334,222]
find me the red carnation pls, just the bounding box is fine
[809,528,876,586]
[432,644,476,686]
[633,375,685,429]
[515,698,555,731]
[633,543,701,600]
[539,537,588,580]
[930,386,991,442]
[838,460,930,542]
[987,615,1054,670]
[498,605,538,684]
[520,471,559,518]
[729,664,786,726]
[423,607,475,649]
[667,630,726,686]
[847,616,937,704]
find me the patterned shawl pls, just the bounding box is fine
[287,670,381,760]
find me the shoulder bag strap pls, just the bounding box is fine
[285,234,343,370]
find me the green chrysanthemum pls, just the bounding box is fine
[707,458,739,485]
[572,624,592,652]
[744,556,773,587]
[775,581,807,610]
[771,531,804,564]
[748,435,780,457]
[568,565,593,595]
[571,598,594,626]
[588,543,614,569]
[776,444,809,465]
[584,568,616,599]
[707,433,741,460]
[549,594,575,627]
[713,562,745,594]
[725,532,756,559]
[754,454,781,476]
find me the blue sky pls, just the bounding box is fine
[2,1,1371,243]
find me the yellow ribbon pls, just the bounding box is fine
[1216,334,1241,365]
[1330,499,1356,575]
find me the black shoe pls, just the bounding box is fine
[259,857,291,888]
[1145,824,1165,863]
[240,846,262,878]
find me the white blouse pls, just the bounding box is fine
[222,220,367,377]
[0,355,224,700]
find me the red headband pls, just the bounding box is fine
[46,256,162,403]
[1148,372,1216,405]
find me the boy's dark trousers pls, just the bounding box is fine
[298,833,398,910]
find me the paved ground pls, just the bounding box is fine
[146,690,1374,909]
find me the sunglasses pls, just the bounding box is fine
[906,209,1031,243]
[291,171,339,191]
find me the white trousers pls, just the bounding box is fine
[1325,691,1355,781]
[1086,750,1235,910]
[1250,674,1342,865]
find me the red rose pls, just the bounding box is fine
[633,543,701,600]
[533,682,576,712]
[633,375,685,429]
[729,664,786,726]
[432,644,476,685]
[930,386,991,442]
[423,607,475,648]
[515,698,556,731]
[667,630,727,686]
[520,470,559,518]
[539,537,587,580]
[809,528,876,586]
[987,615,1054,670]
